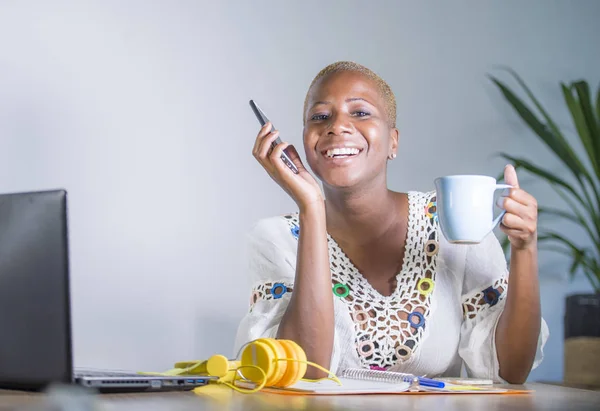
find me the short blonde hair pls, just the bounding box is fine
[303,61,397,127]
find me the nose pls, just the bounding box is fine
[327,113,353,136]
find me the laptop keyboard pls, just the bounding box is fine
[74,368,155,378]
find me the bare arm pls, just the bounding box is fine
[276,203,334,378]
[495,244,541,383]
[252,123,334,378]
[495,165,541,383]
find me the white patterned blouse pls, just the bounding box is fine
[234,191,549,381]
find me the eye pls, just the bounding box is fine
[353,111,371,117]
[311,113,329,121]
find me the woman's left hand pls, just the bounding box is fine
[499,164,538,250]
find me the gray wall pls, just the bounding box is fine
[1,0,598,382]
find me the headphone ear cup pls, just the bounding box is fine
[286,340,307,381]
[240,341,276,384]
[256,338,288,386]
[274,340,302,387]
[172,355,235,378]
[205,354,232,378]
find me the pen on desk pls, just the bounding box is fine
[416,376,445,388]
[388,371,445,388]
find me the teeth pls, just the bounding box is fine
[326,147,360,158]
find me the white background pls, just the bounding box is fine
[1,0,598,382]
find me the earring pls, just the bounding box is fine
[389,153,396,160]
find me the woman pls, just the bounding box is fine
[235,61,548,383]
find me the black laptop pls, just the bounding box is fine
[0,189,216,392]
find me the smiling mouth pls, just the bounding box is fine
[324,147,362,159]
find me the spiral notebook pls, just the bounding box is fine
[261,368,530,396]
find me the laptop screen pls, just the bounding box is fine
[0,190,73,390]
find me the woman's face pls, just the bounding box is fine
[303,71,398,190]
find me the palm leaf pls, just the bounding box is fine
[563,81,600,212]
[538,233,600,291]
[499,152,600,243]
[562,82,599,176]
[489,75,590,183]
[491,71,600,291]
[541,244,599,291]
[538,232,582,257]
[497,153,591,212]
[596,85,600,127]
[569,252,585,280]
[553,187,600,254]
[573,81,600,164]
[538,206,579,224]
[499,67,566,148]
[501,153,600,235]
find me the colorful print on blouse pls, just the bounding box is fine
[249,282,294,312]
[278,191,440,370]
[462,277,508,320]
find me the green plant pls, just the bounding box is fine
[488,68,600,293]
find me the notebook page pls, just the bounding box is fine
[267,377,411,395]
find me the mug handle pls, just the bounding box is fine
[491,184,513,229]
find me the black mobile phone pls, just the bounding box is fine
[249,100,299,174]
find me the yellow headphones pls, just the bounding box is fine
[157,338,340,393]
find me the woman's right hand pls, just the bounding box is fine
[252,122,324,211]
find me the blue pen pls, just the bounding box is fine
[341,369,446,389]
[376,370,445,388]
[417,376,445,388]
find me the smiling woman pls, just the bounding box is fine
[302,68,398,190]
[236,61,549,384]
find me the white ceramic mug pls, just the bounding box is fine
[434,175,512,244]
